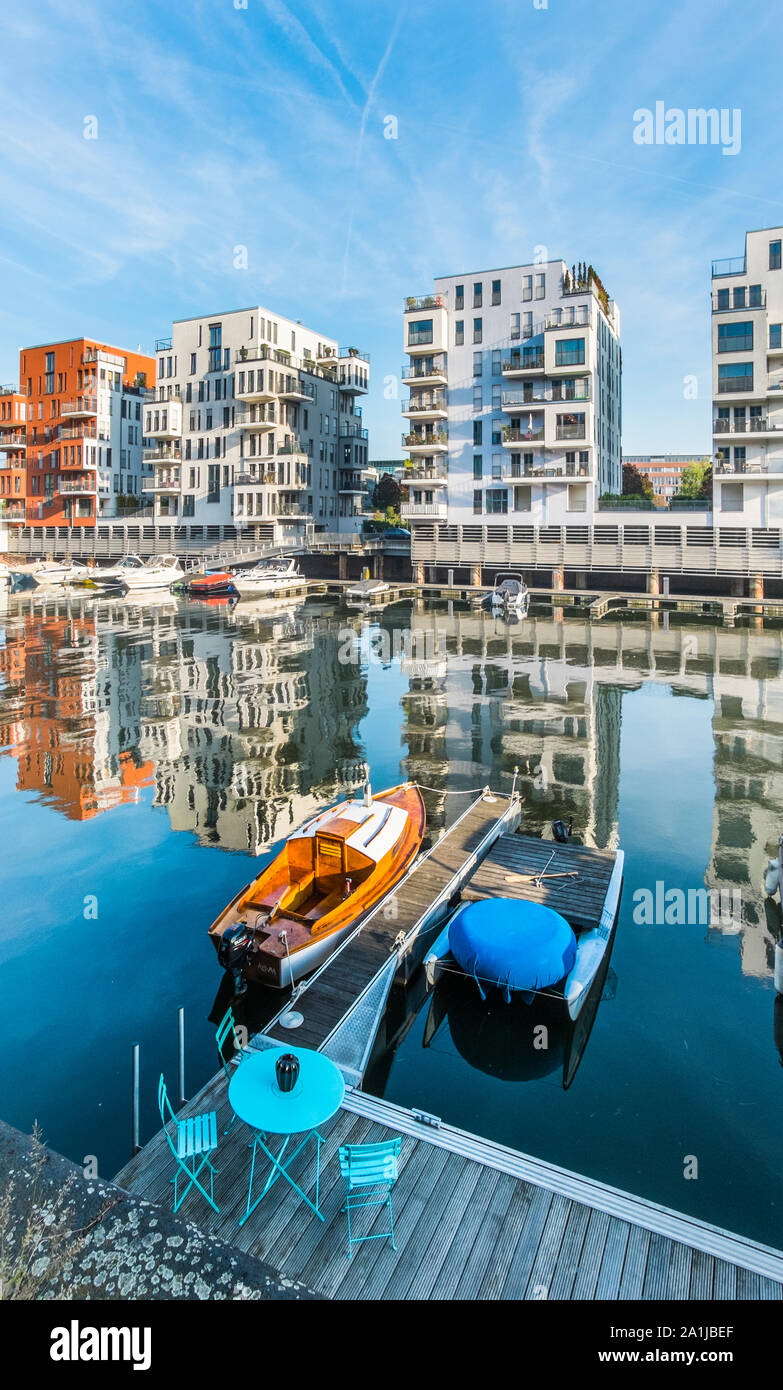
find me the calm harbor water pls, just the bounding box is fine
[0,586,782,1245]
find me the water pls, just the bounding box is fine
[0,586,781,1245]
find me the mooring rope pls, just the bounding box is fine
[415,782,498,796]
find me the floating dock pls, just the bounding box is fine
[114,1077,783,1300]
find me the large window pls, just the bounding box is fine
[721,482,744,511]
[473,454,483,479]
[770,324,782,349]
[408,318,433,347]
[485,488,508,514]
[473,318,483,344]
[556,412,586,440]
[473,282,482,308]
[491,280,501,305]
[513,485,531,511]
[718,321,753,352]
[555,337,585,367]
[718,362,753,392]
[770,240,782,270]
[455,320,464,346]
[208,324,222,373]
[455,284,464,310]
[567,483,587,512]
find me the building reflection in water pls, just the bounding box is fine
[0,592,781,981]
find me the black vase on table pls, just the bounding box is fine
[276,1052,299,1093]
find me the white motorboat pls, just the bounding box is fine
[121,554,184,591]
[485,572,529,616]
[232,557,302,597]
[32,559,89,587]
[90,554,148,589]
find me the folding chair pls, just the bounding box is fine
[158,1075,219,1215]
[338,1138,402,1259]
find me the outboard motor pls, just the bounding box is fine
[217,922,254,995]
[552,816,573,844]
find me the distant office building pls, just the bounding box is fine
[712,226,783,524]
[623,454,706,504]
[146,307,370,542]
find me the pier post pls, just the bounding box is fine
[414,561,425,586]
[338,552,348,581]
[131,1044,140,1155]
[647,567,660,596]
[373,553,383,579]
[471,564,482,588]
[752,572,765,603]
[551,566,564,592]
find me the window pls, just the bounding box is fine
[770,240,781,270]
[207,463,220,501]
[473,318,483,343]
[733,447,746,470]
[770,324,782,349]
[717,288,729,310]
[491,279,501,305]
[749,284,762,307]
[44,352,54,395]
[510,313,520,340]
[473,282,482,308]
[718,362,753,392]
[183,495,195,517]
[721,481,744,511]
[455,284,464,310]
[523,312,533,338]
[555,337,585,367]
[535,273,545,299]
[473,420,483,445]
[567,483,587,512]
[485,488,508,514]
[455,320,464,346]
[473,489,482,514]
[718,321,753,352]
[473,386,483,412]
[190,353,197,374]
[732,286,746,309]
[473,455,483,479]
[522,275,533,302]
[492,384,501,409]
[556,412,586,439]
[408,318,433,346]
[513,485,531,511]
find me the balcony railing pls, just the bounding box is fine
[502,350,544,373]
[278,376,315,400]
[712,291,766,312]
[711,256,746,278]
[143,446,182,463]
[155,337,173,352]
[0,433,27,448]
[502,386,590,407]
[714,417,776,433]
[503,426,544,444]
[339,425,369,439]
[59,423,98,441]
[407,330,434,348]
[234,471,277,486]
[401,358,447,382]
[61,397,98,416]
[402,395,448,413]
[403,430,448,449]
[82,348,126,368]
[555,425,587,440]
[717,376,754,393]
[404,294,446,312]
[58,480,97,495]
[276,441,309,456]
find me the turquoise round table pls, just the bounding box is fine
[229,1046,345,1227]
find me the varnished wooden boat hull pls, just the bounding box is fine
[208,782,425,988]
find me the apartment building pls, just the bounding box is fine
[145,306,370,540]
[0,385,29,524]
[12,339,155,526]
[623,454,706,504]
[401,260,621,551]
[712,227,783,525]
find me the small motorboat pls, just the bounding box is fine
[345,578,393,610]
[233,557,302,597]
[425,832,624,1020]
[90,554,148,589]
[209,780,426,989]
[32,559,89,587]
[121,554,184,591]
[485,572,529,616]
[184,570,236,597]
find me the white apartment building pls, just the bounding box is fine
[400,260,622,548]
[712,226,783,525]
[144,306,370,542]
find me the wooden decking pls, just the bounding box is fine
[114,1071,783,1300]
[262,793,518,1055]
[463,833,617,931]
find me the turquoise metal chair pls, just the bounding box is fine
[216,1006,250,1135]
[158,1075,219,1215]
[338,1138,402,1259]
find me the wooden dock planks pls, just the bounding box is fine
[464,833,616,931]
[262,793,516,1054]
[113,1075,783,1301]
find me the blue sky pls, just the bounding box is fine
[1,0,782,457]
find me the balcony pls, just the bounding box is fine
[402,394,448,420]
[711,290,766,313]
[713,417,781,435]
[402,500,448,519]
[555,422,587,441]
[712,256,746,278]
[145,403,182,438]
[144,446,182,464]
[148,385,182,402]
[142,473,180,493]
[401,357,448,388]
[403,430,448,454]
[234,366,276,403]
[234,470,277,487]
[276,440,309,458]
[0,502,26,522]
[717,375,755,394]
[278,376,315,402]
[82,348,126,369]
[236,406,276,431]
[339,475,366,494]
[155,337,173,352]
[404,295,446,313]
[58,479,98,495]
[501,385,590,409]
[401,466,448,486]
[59,423,98,442]
[502,424,545,446]
[59,453,98,470]
[276,505,310,520]
[0,432,27,450]
[61,396,98,418]
[338,352,370,393]
[502,349,544,376]
[339,425,369,440]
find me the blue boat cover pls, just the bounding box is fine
[449,898,576,994]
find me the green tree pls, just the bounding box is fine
[677,459,712,499]
[373,472,401,511]
[622,462,654,499]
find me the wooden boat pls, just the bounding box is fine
[209,781,426,989]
